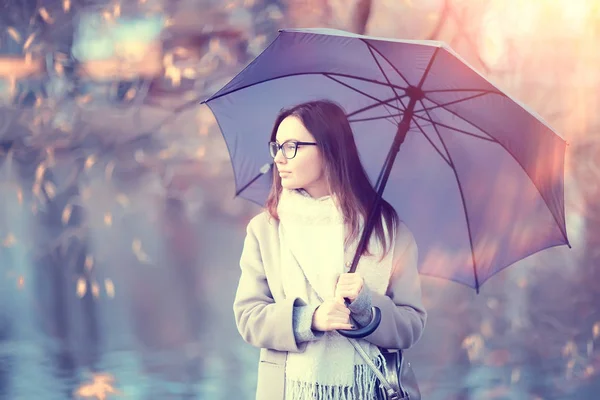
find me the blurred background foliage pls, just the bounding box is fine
[0,0,599,399]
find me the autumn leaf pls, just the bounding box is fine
[132,238,151,263]
[105,279,115,298]
[76,277,87,297]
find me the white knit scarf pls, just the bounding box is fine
[277,189,395,400]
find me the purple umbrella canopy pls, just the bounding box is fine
[203,28,570,292]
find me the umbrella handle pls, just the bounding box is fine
[337,306,381,339]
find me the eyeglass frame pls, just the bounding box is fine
[268,140,317,160]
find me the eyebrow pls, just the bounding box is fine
[275,139,301,144]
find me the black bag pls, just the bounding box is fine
[375,348,421,400]
[346,338,420,400]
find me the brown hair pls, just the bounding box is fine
[265,100,399,258]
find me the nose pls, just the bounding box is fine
[274,147,287,164]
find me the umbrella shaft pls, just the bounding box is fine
[348,95,418,274]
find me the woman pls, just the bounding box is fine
[233,100,427,400]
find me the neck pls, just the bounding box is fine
[302,184,330,199]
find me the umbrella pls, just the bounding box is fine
[202,28,570,338]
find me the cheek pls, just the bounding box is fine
[298,157,324,181]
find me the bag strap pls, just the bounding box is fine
[346,336,399,397]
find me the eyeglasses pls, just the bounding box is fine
[269,140,317,160]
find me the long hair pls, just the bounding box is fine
[265,100,399,258]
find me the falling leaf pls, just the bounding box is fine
[165,66,181,86]
[85,155,97,170]
[62,204,73,225]
[63,0,71,12]
[24,33,36,49]
[39,7,54,24]
[163,52,174,67]
[116,194,129,207]
[85,255,94,272]
[562,340,578,358]
[132,238,150,263]
[104,212,113,226]
[125,87,136,100]
[6,27,21,43]
[78,94,92,105]
[113,3,121,17]
[45,148,55,166]
[54,62,64,76]
[74,372,121,399]
[76,277,87,297]
[182,67,196,79]
[16,186,23,205]
[105,161,115,181]
[105,279,115,298]
[35,163,46,183]
[32,182,41,199]
[17,276,24,289]
[44,181,57,199]
[593,321,600,339]
[461,334,484,362]
[584,365,595,378]
[195,146,206,159]
[3,233,16,247]
[91,281,100,298]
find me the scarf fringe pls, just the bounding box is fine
[285,355,385,400]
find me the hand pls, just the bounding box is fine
[335,273,364,303]
[311,297,353,331]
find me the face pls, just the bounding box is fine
[273,116,330,198]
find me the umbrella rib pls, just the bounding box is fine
[363,40,407,124]
[417,98,481,291]
[412,114,496,142]
[348,114,409,130]
[423,88,505,95]
[423,96,569,244]
[324,74,405,114]
[414,92,493,114]
[412,117,452,168]
[348,113,403,123]
[346,94,408,118]
[361,42,412,87]
[205,72,408,103]
[421,95,503,141]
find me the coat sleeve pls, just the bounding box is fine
[233,216,307,353]
[363,222,427,350]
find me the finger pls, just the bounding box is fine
[337,274,356,284]
[333,304,351,315]
[329,323,355,331]
[336,289,359,299]
[336,284,360,293]
[329,315,351,324]
[339,273,361,282]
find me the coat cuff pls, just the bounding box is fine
[348,284,373,327]
[292,305,324,343]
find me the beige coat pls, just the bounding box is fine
[233,212,427,400]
